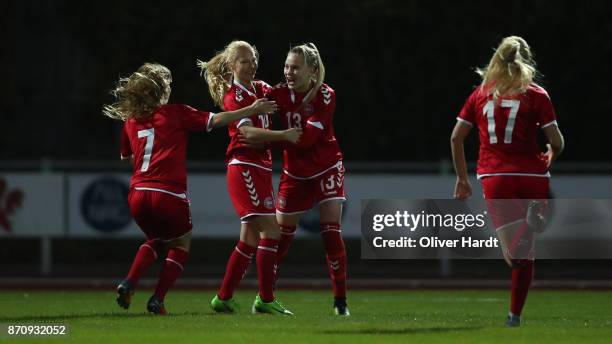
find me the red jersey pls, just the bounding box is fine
[458,83,558,178]
[267,83,343,179]
[120,104,214,194]
[224,80,273,170]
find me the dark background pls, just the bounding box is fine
[3,0,611,163]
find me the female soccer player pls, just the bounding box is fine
[104,62,277,315]
[450,36,565,327]
[262,43,350,316]
[199,41,300,315]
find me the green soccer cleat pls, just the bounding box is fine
[251,295,294,315]
[116,279,134,310]
[211,295,239,313]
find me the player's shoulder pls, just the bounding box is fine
[317,83,335,106]
[526,83,551,99]
[268,82,290,97]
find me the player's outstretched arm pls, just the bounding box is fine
[239,126,302,144]
[450,121,472,199]
[210,98,278,128]
[542,124,565,168]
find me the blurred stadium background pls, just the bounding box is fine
[2,0,612,289]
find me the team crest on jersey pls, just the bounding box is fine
[277,196,286,210]
[263,196,274,210]
[235,89,244,102]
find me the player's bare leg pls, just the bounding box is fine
[319,200,349,316]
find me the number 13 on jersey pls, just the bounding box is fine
[286,112,302,129]
[483,100,520,144]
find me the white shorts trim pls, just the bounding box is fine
[477,172,550,180]
[318,197,347,205]
[283,161,343,180]
[229,158,273,172]
[240,212,277,221]
[134,187,187,199]
[456,117,473,126]
[276,209,308,216]
[495,219,525,232]
[540,120,558,129]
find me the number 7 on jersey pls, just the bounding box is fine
[137,128,155,172]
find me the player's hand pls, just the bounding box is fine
[454,178,472,200]
[540,143,554,168]
[284,128,302,144]
[237,132,266,150]
[250,98,278,114]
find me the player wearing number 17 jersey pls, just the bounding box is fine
[450,37,565,327]
[103,63,277,315]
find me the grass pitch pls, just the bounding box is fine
[1,289,611,343]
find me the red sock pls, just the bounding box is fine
[276,225,297,269]
[257,238,279,303]
[510,260,534,316]
[126,239,160,287]
[154,248,189,300]
[320,222,347,299]
[218,241,256,300]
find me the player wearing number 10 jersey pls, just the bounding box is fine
[103,63,277,315]
[450,37,565,327]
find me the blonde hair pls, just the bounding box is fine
[103,63,172,121]
[289,42,326,105]
[197,40,258,110]
[477,36,537,98]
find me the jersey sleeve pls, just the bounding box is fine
[457,89,477,126]
[177,104,215,132]
[295,87,336,148]
[536,92,558,129]
[119,123,132,159]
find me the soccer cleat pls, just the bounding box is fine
[211,295,239,313]
[334,298,350,316]
[147,294,168,315]
[505,314,521,327]
[251,295,294,315]
[116,279,134,310]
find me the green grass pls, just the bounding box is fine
[1,289,611,343]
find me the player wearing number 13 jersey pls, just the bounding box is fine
[103,63,277,315]
[265,43,349,316]
[451,37,565,327]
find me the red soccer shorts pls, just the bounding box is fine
[481,175,549,229]
[227,164,276,221]
[276,164,346,214]
[128,188,192,241]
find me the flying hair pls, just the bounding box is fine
[197,40,258,110]
[103,63,171,121]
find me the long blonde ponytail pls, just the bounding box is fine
[477,36,537,98]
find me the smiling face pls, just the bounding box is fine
[284,52,313,92]
[231,47,258,85]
